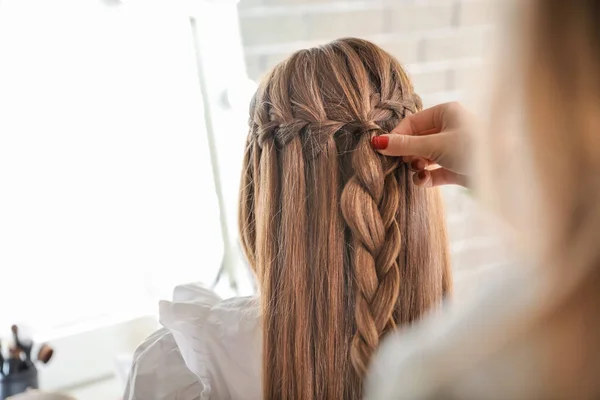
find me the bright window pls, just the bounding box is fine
[0,0,226,333]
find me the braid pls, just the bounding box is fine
[339,90,420,379]
[341,131,402,378]
[252,93,420,153]
[368,93,422,123]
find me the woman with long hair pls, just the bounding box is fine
[125,38,452,400]
[366,1,600,399]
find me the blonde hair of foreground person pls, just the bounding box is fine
[502,1,600,396]
[238,38,452,399]
[365,1,600,399]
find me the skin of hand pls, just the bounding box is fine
[371,102,474,188]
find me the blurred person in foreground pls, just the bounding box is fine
[365,1,600,399]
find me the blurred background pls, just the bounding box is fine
[0,0,503,398]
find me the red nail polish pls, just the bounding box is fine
[371,136,389,150]
[418,171,427,180]
[411,159,422,170]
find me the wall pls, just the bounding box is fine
[238,0,496,103]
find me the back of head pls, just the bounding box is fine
[239,38,451,399]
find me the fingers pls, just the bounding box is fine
[373,133,439,159]
[412,168,468,188]
[391,102,456,137]
[391,102,459,163]
[407,157,438,171]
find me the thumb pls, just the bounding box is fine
[372,134,439,160]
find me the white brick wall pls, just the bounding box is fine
[238,1,496,101]
[390,2,456,32]
[236,0,507,293]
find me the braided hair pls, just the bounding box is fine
[239,38,452,400]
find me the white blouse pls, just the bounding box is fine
[123,283,262,400]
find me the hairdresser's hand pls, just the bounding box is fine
[372,102,473,188]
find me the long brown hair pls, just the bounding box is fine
[238,38,451,399]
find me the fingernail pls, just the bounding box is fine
[418,171,427,181]
[371,136,389,150]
